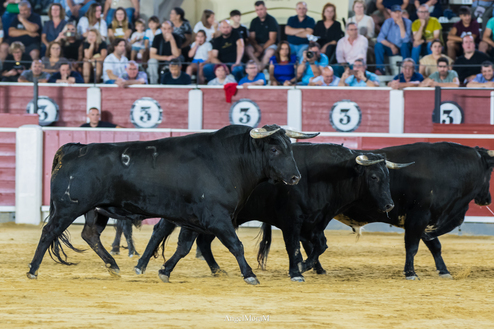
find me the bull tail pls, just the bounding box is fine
[256,223,272,270]
[45,199,85,266]
[152,219,177,261]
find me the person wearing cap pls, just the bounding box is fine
[160,58,191,85]
[411,4,441,66]
[374,4,412,75]
[375,0,409,21]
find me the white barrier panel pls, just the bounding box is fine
[87,87,102,114]
[389,90,404,134]
[188,89,203,130]
[15,125,43,225]
[287,89,302,131]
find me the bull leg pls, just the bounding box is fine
[121,220,139,257]
[81,210,120,277]
[301,239,327,275]
[158,227,198,283]
[422,238,452,279]
[281,228,305,282]
[135,218,177,275]
[196,233,226,276]
[110,220,124,255]
[404,214,430,280]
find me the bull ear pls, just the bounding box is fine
[355,155,384,166]
[285,129,320,139]
[386,160,415,169]
[250,128,280,139]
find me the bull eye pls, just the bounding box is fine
[271,147,277,154]
[371,174,379,181]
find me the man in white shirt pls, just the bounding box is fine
[102,38,129,83]
[336,22,368,65]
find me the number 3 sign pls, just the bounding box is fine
[329,100,362,132]
[130,97,163,128]
[229,99,261,128]
[26,96,59,126]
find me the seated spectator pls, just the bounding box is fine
[81,107,120,128]
[338,58,379,86]
[146,20,181,84]
[144,16,161,49]
[419,39,453,78]
[466,61,494,88]
[412,0,442,20]
[41,3,66,57]
[375,5,411,75]
[48,61,83,83]
[453,35,492,86]
[107,7,131,43]
[102,38,128,83]
[2,0,20,42]
[130,18,146,61]
[471,0,494,31]
[207,64,236,85]
[420,57,460,87]
[9,1,41,60]
[269,40,297,86]
[41,41,67,73]
[247,1,279,69]
[60,22,82,70]
[411,4,441,66]
[314,2,343,63]
[308,66,340,86]
[296,41,328,85]
[161,58,191,85]
[77,3,107,41]
[285,1,315,60]
[202,20,245,83]
[374,0,408,23]
[238,60,266,86]
[186,30,211,84]
[103,0,139,27]
[388,58,424,89]
[480,16,494,57]
[230,10,249,44]
[116,60,147,87]
[54,0,97,21]
[2,41,31,81]
[448,7,479,60]
[348,0,375,39]
[170,7,192,61]
[336,22,368,65]
[83,28,107,83]
[193,9,218,42]
[18,59,50,82]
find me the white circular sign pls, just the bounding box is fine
[130,97,163,128]
[329,100,362,132]
[26,96,59,126]
[229,99,261,128]
[439,101,463,124]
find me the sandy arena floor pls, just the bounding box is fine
[1,222,494,328]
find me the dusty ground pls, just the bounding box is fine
[1,223,494,328]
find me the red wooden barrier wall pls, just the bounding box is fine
[0,132,16,206]
[301,89,390,133]
[404,89,491,133]
[202,88,288,129]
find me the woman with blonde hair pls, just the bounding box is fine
[108,7,132,43]
[77,3,108,40]
[83,28,108,83]
[41,3,66,57]
[313,2,344,63]
[193,9,218,42]
[348,0,375,38]
[41,41,68,73]
[2,41,31,82]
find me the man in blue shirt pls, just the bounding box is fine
[8,1,42,60]
[297,42,328,85]
[285,1,315,61]
[48,62,84,83]
[239,60,266,86]
[388,58,424,89]
[338,58,380,87]
[467,61,494,88]
[375,5,412,75]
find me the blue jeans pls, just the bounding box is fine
[375,42,412,72]
[78,0,97,18]
[105,79,116,84]
[203,63,244,82]
[412,41,432,68]
[289,43,309,62]
[106,8,135,27]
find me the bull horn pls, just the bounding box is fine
[285,129,320,139]
[250,128,280,139]
[488,150,494,157]
[386,160,415,169]
[355,155,384,166]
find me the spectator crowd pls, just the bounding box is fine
[1,0,493,89]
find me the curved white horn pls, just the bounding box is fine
[285,129,320,139]
[356,155,384,166]
[250,128,280,139]
[488,150,494,157]
[386,160,415,169]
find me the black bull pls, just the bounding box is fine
[133,143,411,282]
[260,142,494,280]
[27,125,318,285]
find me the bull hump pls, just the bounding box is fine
[334,214,368,228]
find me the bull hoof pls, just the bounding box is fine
[244,277,260,285]
[134,267,145,275]
[26,272,37,280]
[110,250,120,255]
[439,273,453,279]
[212,269,228,277]
[291,276,305,282]
[159,273,170,283]
[315,269,327,275]
[107,267,121,277]
[406,275,420,280]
